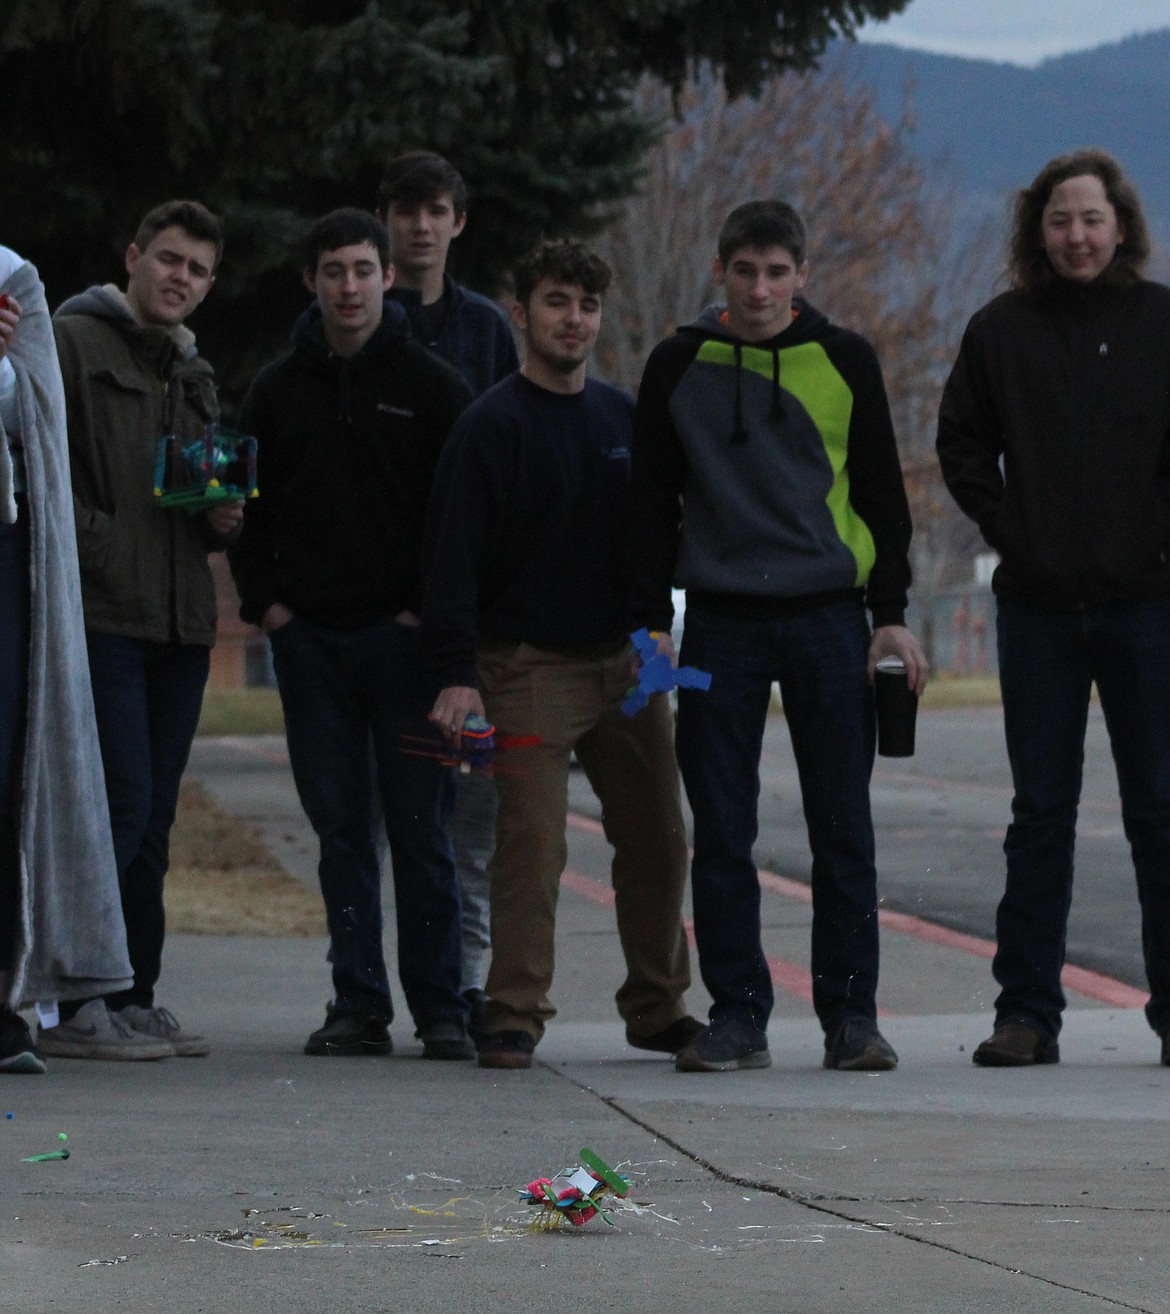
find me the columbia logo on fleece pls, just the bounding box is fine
[377,403,415,418]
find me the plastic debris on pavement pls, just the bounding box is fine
[520,1147,631,1229]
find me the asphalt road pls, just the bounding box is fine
[571,704,1148,992]
[765,705,1141,990]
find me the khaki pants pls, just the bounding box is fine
[479,640,691,1042]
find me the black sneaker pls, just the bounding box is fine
[0,1008,46,1075]
[824,1017,898,1071]
[476,1030,536,1070]
[417,1017,474,1060]
[675,1017,771,1072]
[627,1015,704,1054]
[304,1006,391,1057]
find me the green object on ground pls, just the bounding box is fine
[579,1147,629,1198]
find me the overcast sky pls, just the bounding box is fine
[857,0,1170,64]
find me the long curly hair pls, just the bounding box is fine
[1008,148,1150,294]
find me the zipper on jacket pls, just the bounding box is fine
[1070,306,1092,602]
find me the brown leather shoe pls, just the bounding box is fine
[972,1022,1059,1067]
[476,1030,535,1070]
[626,1016,703,1054]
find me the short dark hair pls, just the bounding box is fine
[717,201,807,267]
[133,200,224,270]
[512,240,612,307]
[377,151,468,219]
[1009,148,1151,294]
[301,208,392,275]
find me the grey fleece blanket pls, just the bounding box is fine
[0,259,132,1006]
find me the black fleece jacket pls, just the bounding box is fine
[230,303,471,629]
[937,277,1170,609]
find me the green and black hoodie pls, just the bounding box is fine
[630,299,913,631]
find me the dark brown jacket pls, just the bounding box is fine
[54,286,226,644]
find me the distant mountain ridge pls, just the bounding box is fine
[826,28,1170,255]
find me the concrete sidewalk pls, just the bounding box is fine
[3,730,1167,1314]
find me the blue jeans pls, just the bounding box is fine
[268,615,462,1026]
[676,599,880,1033]
[86,632,210,1009]
[451,771,496,994]
[0,512,29,971]
[996,596,1170,1039]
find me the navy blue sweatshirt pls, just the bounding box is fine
[388,276,519,398]
[422,372,634,688]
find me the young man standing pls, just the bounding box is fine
[43,201,240,1061]
[230,209,474,1060]
[631,201,927,1074]
[377,151,518,397]
[378,152,519,1017]
[423,240,697,1070]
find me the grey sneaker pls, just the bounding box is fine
[118,1005,209,1057]
[37,1000,174,1061]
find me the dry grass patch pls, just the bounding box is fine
[920,675,1002,709]
[197,687,284,736]
[166,781,325,937]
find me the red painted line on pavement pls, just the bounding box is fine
[566,812,1147,1010]
[562,867,614,905]
[561,867,817,1007]
[874,896,1144,1007]
[1053,964,1148,1008]
[210,737,290,766]
[567,813,606,838]
[866,764,1124,817]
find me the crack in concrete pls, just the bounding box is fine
[815,1194,1170,1214]
[550,1069,1158,1314]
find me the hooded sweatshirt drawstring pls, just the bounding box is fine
[729,341,782,442]
[688,300,817,445]
[337,356,353,424]
[289,299,411,427]
[731,342,747,443]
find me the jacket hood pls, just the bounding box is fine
[54,283,199,360]
[385,274,462,313]
[682,296,829,348]
[291,298,410,422]
[679,297,829,443]
[293,296,409,357]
